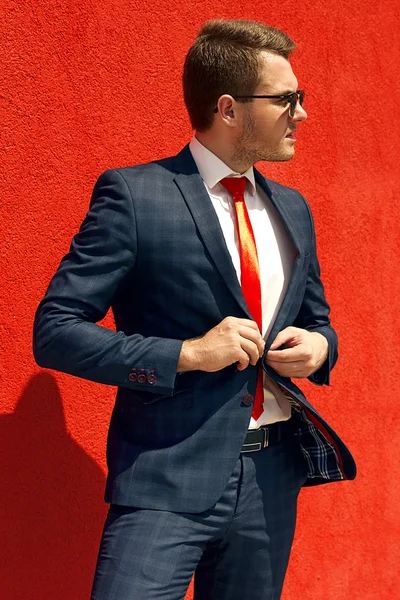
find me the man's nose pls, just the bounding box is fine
[291,103,307,122]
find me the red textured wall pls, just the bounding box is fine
[2,1,399,598]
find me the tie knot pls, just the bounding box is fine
[220,177,247,200]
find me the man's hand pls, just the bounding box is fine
[266,327,328,378]
[177,317,265,373]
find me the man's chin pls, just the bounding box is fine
[258,150,295,163]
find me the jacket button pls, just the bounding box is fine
[242,393,254,406]
[128,372,137,383]
[137,371,147,384]
[148,372,157,385]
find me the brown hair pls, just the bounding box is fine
[183,19,296,131]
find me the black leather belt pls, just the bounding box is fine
[241,419,294,453]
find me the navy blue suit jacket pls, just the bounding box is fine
[33,145,356,513]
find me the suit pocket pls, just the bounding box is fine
[126,386,193,405]
[117,386,197,446]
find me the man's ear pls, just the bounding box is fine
[215,95,239,127]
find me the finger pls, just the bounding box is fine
[266,345,307,363]
[267,357,304,369]
[236,349,251,371]
[268,327,299,351]
[266,359,310,377]
[238,326,265,356]
[224,317,260,331]
[257,337,266,356]
[240,339,261,366]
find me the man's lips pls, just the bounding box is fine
[285,130,297,139]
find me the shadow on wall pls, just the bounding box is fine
[0,372,107,600]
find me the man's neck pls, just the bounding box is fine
[194,132,252,174]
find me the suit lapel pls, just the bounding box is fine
[254,169,302,254]
[172,146,252,318]
[254,170,306,348]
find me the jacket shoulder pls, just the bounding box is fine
[93,155,175,185]
[88,157,178,203]
[265,177,306,202]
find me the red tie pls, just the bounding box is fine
[220,177,264,420]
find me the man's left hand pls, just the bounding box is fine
[266,327,328,378]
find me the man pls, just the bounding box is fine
[33,19,356,600]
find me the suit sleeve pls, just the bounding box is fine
[33,169,183,395]
[292,197,338,386]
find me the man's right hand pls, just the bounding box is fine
[177,317,265,373]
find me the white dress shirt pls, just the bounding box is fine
[189,136,297,427]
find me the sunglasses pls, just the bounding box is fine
[213,90,305,118]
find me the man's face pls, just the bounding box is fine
[232,51,307,165]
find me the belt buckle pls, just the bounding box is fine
[261,426,269,448]
[242,442,262,453]
[241,427,269,453]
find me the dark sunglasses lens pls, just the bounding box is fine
[289,95,296,117]
[289,91,304,117]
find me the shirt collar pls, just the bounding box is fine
[189,135,256,196]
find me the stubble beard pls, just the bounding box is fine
[232,111,295,168]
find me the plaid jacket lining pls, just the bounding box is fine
[285,395,344,481]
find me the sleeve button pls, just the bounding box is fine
[148,373,157,385]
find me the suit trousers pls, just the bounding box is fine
[91,436,307,600]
